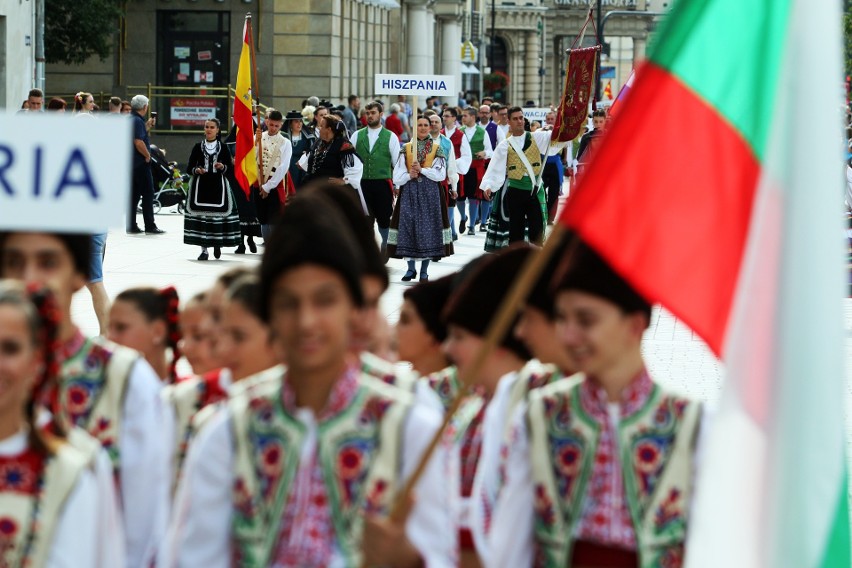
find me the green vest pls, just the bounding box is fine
[463,125,486,155]
[230,372,411,567]
[355,127,393,180]
[526,376,701,567]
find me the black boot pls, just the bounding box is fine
[247,236,257,253]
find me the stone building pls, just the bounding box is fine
[0,0,37,110]
[42,0,661,158]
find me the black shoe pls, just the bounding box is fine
[235,244,246,255]
[247,237,257,254]
[127,226,142,234]
[452,233,459,241]
[467,229,475,236]
[420,274,429,282]
[401,269,417,282]
[145,227,165,235]
[213,247,221,259]
[459,218,467,233]
[198,251,209,261]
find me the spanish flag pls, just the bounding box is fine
[603,80,613,100]
[233,20,258,197]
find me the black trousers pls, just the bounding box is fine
[361,178,394,229]
[542,161,561,217]
[504,185,544,244]
[129,163,156,230]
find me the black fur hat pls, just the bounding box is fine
[404,274,454,342]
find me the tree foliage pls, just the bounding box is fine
[45,0,123,65]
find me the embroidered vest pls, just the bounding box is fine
[355,128,393,180]
[503,362,563,441]
[444,128,464,158]
[0,443,89,567]
[404,140,439,170]
[463,125,486,156]
[58,337,138,471]
[526,377,701,568]
[230,372,412,567]
[360,352,418,393]
[506,133,543,191]
[261,132,286,180]
[425,366,461,412]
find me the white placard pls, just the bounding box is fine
[522,108,553,123]
[374,74,456,97]
[0,113,132,233]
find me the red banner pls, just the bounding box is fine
[553,46,600,142]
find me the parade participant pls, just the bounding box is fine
[389,116,453,282]
[542,110,567,224]
[299,114,363,195]
[343,94,360,134]
[480,106,566,246]
[480,104,504,152]
[128,95,164,235]
[441,107,472,236]
[108,286,181,383]
[312,104,329,138]
[73,91,95,115]
[496,105,510,139]
[426,110,461,240]
[183,118,241,261]
[283,109,315,189]
[350,100,400,256]
[0,231,172,568]
[441,251,534,568]
[576,109,607,174]
[490,241,703,568]
[255,109,294,242]
[224,119,262,255]
[385,103,405,140]
[164,197,454,568]
[461,107,494,235]
[0,282,125,567]
[397,276,454,376]
[177,292,216,377]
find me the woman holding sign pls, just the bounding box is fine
[388,116,453,281]
[183,118,241,261]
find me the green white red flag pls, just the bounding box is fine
[559,0,850,564]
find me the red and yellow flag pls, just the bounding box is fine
[233,20,258,196]
[603,80,613,100]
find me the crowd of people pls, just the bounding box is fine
[1,88,648,568]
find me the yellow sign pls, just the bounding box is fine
[461,41,477,63]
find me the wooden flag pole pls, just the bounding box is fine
[389,222,571,520]
[246,13,263,182]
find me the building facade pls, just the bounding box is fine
[0,0,37,110]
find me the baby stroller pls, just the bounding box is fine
[147,144,189,214]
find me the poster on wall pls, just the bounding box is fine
[174,46,190,59]
[193,70,214,83]
[170,98,218,127]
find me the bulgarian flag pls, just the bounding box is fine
[560,0,850,565]
[233,20,258,197]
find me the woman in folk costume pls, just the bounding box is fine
[184,118,242,261]
[298,114,363,193]
[490,240,704,568]
[0,282,124,567]
[163,196,455,568]
[283,109,315,189]
[388,116,454,282]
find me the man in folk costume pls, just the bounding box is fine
[480,104,505,151]
[441,107,472,235]
[480,106,567,246]
[439,251,535,568]
[0,232,172,568]
[460,107,494,236]
[350,100,400,257]
[255,109,293,242]
[542,110,567,224]
[490,240,704,568]
[164,197,455,568]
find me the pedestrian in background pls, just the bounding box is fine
[127,94,164,234]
